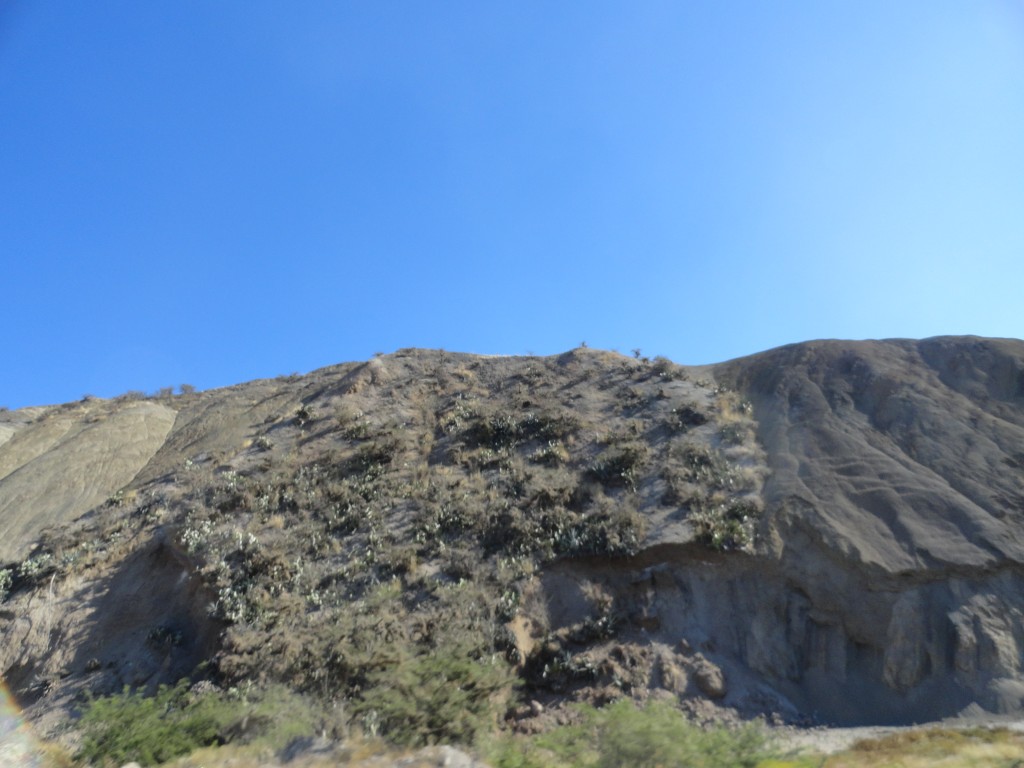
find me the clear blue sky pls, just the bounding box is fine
[3,2,1023,409]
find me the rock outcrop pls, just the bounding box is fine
[721,336,1024,721]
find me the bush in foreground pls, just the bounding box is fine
[487,698,774,768]
[75,681,320,767]
[354,643,517,747]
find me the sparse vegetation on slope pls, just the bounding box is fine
[6,338,1024,768]
[0,346,767,759]
[8,338,1024,764]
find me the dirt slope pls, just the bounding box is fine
[0,401,176,562]
[723,336,1024,573]
[2,336,1024,739]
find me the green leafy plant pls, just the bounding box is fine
[690,498,759,551]
[77,681,224,766]
[18,551,55,584]
[353,644,517,747]
[587,444,647,490]
[486,698,775,768]
[76,681,320,766]
[463,410,579,451]
[0,567,11,602]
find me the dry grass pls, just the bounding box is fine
[768,727,1024,768]
[825,727,1024,767]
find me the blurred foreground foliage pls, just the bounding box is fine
[486,698,773,768]
[62,681,1024,768]
[75,680,320,767]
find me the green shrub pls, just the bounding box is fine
[669,403,707,431]
[592,699,770,768]
[586,444,647,490]
[487,699,774,768]
[480,500,643,561]
[76,681,320,766]
[18,551,56,585]
[354,644,516,747]
[478,411,577,449]
[549,505,643,558]
[0,567,11,602]
[76,681,223,766]
[690,498,759,551]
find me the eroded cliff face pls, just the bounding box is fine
[2,337,1024,732]
[491,337,1024,726]
[714,336,1024,722]
[525,544,1024,725]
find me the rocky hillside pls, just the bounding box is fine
[2,336,1024,746]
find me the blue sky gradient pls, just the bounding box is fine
[3,2,1024,408]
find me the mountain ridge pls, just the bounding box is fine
[2,335,1024,745]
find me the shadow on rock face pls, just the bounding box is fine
[62,532,222,700]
